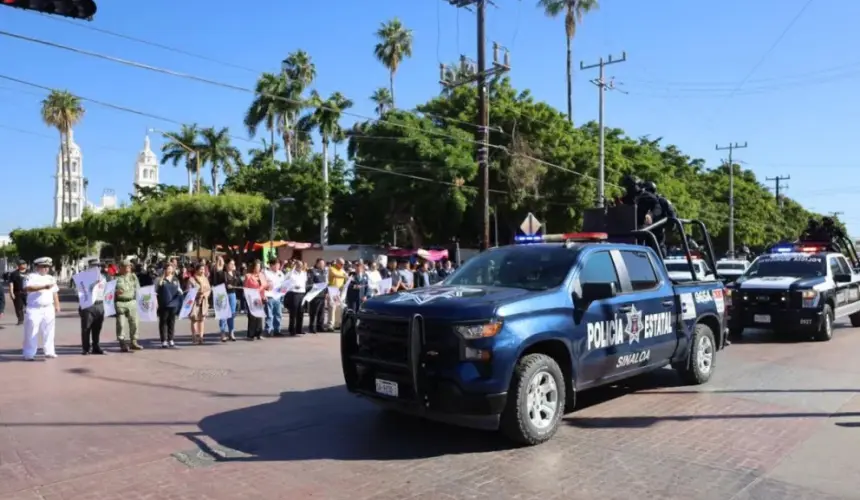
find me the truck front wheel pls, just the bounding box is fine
[676,323,716,385]
[500,353,566,446]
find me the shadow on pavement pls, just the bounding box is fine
[194,385,511,462]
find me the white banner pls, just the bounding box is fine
[376,278,392,295]
[302,282,327,304]
[244,287,266,318]
[339,277,353,302]
[274,278,293,297]
[136,285,158,322]
[73,268,103,309]
[103,280,117,317]
[179,287,199,320]
[212,284,232,320]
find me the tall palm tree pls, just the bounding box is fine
[244,73,286,162]
[370,87,394,116]
[538,0,599,125]
[297,91,354,245]
[281,50,317,156]
[40,89,85,225]
[373,18,413,107]
[160,123,201,194]
[199,127,241,195]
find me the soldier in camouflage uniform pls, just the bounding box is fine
[115,258,143,352]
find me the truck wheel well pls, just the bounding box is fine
[522,340,574,399]
[697,315,722,348]
[826,298,836,312]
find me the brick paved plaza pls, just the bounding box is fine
[1,298,860,499]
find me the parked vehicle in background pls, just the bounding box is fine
[716,258,749,284]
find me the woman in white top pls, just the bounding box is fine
[367,261,383,296]
[22,257,60,361]
[284,260,308,336]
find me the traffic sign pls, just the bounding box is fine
[519,213,542,236]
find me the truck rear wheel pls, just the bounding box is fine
[676,323,716,385]
[500,353,566,446]
[849,310,860,328]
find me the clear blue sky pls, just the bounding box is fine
[1,0,858,237]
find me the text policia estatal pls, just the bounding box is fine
[586,306,673,351]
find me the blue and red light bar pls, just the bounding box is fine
[768,242,829,254]
[514,232,608,244]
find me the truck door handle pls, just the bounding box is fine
[618,305,632,313]
[662,300,674,308]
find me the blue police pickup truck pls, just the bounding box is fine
[341,232,728,445]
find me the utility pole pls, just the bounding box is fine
[442,0,510,250]
[716,142,747,256]
[581,53,627,208]
[830,211,844,218]
[766,175,790,208]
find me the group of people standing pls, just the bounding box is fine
[3,252,459,360]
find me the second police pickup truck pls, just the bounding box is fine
[341,217,728,446]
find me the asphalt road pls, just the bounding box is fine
[0,299,858,499]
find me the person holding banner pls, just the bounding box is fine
[243,260,267,340]
[346,262,371,313]
[307,258,327,334]
[78,259,107,355]
[213,258,242,342]
[155,263,182,348]
[283,260,307,336]
[186,263,212,345]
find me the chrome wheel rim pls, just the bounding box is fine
[697,335,714,374]
[526,370,559,430]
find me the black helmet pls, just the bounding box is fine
[643,181,657,193]
[621,174,641,191]
[822,217,834,226]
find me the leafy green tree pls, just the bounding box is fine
[131,183,200,204]
[159,124,202,194]
[373,18,413,107]
[537,0,599,125]
[370,87,394,116]
[41,89,85,224]
[10,227,87,269]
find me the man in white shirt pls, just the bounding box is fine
[22,257,60,361]
[284,260,307,336]
[262,258,285,336]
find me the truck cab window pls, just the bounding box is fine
[444,246,579,291]
[578,251,620,290]
[621,250,659,291]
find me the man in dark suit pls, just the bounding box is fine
[8,260,27,324]
[79,259,107,355]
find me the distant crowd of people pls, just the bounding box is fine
[2,253,459,360]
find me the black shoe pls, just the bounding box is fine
[82,350,90,356]
[273,332,285,337]
[92,347,106,355]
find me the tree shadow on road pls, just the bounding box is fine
[191,385,511,462]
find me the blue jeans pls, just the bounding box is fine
[218,293,237,333]
[265,296,283,334]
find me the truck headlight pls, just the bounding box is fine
[455,319,503,339]
[799,290,818,308]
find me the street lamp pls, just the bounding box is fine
[148,128,201,194]
[269,197,295,260]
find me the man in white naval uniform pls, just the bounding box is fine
[22,257,60,361]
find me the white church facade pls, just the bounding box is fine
[52,131,159,227]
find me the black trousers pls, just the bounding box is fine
[308,295,325,332]
[247,314,263,338]
[80,302,105,352]
[158,308,177,342]
[285,291,304,335]
[12,294,24,323]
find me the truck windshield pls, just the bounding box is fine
[717,263,746,271]
[443,246,579,291]
[744,256,825,278]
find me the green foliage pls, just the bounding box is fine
[10,224,88,267]
[131,183,197,204]
[0,243,18,260]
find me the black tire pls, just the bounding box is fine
[676,323,716,385]
[850,311,860,328]
[500,353,566,446]
[813,304,834,342]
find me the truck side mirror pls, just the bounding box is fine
[579,282,617,304]
[834,273,852,283]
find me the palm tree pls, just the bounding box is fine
[244,73,286,161]
[298,91,354,245]
[41,89,85,225]
[198,127,241,195]
[370,87,394,116]
[538,0,599,125]
[373,18,413,107]
[281,50,317,156]
[160,123,201,194]
[248,139,281,167]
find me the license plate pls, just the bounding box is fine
[754,314,771,324]
[375,379,399,397]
